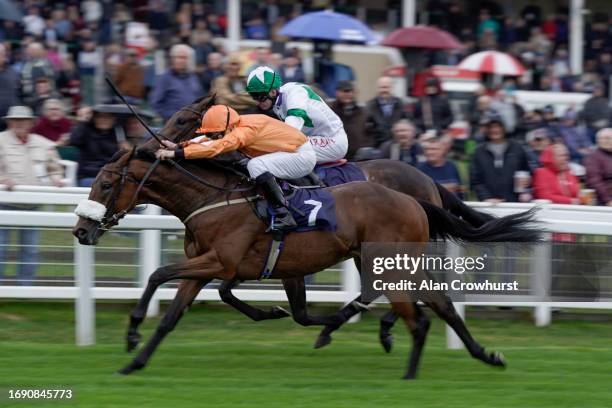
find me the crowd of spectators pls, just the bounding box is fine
[427,1,612,95]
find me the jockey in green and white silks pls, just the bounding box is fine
[246,66,348,163]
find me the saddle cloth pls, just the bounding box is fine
[256,162,365,233]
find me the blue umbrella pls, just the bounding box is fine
[279,10,375,44]
[0,0,23,23]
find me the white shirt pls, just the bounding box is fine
[273,82,344,138]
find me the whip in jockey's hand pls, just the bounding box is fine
[155,140,178,160]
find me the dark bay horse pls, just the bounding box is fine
[147,96,498,350]
[72,148,536,378]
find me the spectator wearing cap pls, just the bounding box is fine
[418,137,464,198]
[585,128,612,206]
[379,119,421,166]
[0,106,64,285]
[31,99,73,145]
[533,143,580,204]
[470,115,532,203]
[524,128,551,169]
[210,54,257,112]
[0,45,20,131]
[199,52,224,94]
[557,109,593,162]
[365,76,409,147]
[581,82,611,143]
[278,51,305,83]
[69,105,126,187]
[413,77,453,134]
[149,44,203,121]
[329,81,373,160]
[114,49,145,105]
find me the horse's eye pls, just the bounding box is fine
[177,118,186,126]
[101,182,112,190]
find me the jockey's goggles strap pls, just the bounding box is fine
[225,105,230,132]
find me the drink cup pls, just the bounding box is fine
[514,171,531,193]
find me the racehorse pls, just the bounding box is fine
[146,96,499,350]
[73,145,538,379]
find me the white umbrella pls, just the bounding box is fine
[458,51,526,77]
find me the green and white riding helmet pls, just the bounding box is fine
[246,66,282,102]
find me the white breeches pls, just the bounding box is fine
[308,128,348,163]
[247,142,317,179]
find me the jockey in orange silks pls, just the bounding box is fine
[155,105,316,231]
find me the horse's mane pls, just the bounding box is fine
[107,149,130,164]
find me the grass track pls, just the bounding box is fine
[1,301,612,408]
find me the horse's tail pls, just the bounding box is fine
[435,182,495,227]
[417,199,541,242]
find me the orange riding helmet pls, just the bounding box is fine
[195,105,240,134]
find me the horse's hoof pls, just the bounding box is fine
[117,361,144,375]
[269,306,291,319]
[380,334,394,353]
[402,373,416,380]
[314,333,332,349]
[126,333,141,353]
[489,351,506,367]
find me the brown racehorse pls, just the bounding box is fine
[147,96,498,350]
[73,146,538,379]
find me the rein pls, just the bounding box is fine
[97,157,161,230]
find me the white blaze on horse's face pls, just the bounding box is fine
[74,199,108,222]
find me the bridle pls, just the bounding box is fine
[96,151,162,231]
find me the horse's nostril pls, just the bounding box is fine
[74,228,88,239]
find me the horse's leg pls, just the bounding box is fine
[218,278,290,321]
[126,253,225,352]
[119,279,208,375]
[126,273,163,352]
[424,294,506,367]
[391,302,431,380]
[314,257,370,348]
[379,310,400,353]
[281,277,351,327]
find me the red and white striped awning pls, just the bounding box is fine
[457,51,526,76]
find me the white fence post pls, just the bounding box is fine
[446,303,465,350]
[341,259,361,323]
[532,200,552,326]
[75,239,95,346]
[139,205,162,317]
[446,241,464,349]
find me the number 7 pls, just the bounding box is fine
[304,199,322,227]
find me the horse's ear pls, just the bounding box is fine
[134,145,157,162]
[204,93,216,109]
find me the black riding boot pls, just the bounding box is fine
[256,172,297,231]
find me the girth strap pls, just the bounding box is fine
[184,195,260,224]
